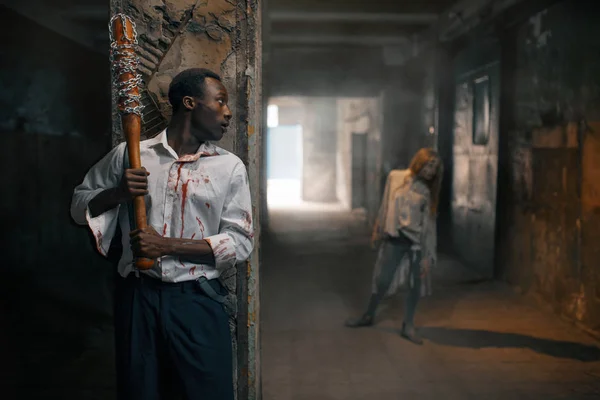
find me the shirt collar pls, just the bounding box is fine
[147,129,221,162]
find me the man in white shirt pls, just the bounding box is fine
[71,68,253,400]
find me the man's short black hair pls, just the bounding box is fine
[168,68,222,112]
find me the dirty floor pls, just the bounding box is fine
[3,203,600,399]
[261,203,600,400]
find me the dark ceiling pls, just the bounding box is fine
[268,0,458,48]
[1,0,459,53]
[269,0,457,14]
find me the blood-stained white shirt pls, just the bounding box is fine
[70,129,254,282]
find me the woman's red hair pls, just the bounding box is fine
[407,148,443,215]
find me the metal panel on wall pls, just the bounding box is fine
[451,58,500,279]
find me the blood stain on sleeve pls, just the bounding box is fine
[195,217,205,238]
[242,211,252,231]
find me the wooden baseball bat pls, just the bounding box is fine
[110,14,154,270]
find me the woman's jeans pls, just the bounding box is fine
[366,237,422,326]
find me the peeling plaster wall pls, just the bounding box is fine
[494,1,600,335]
[337,97,382,218]
[302,97,338,203]
[110,0,261,397]
[366,95,384,225]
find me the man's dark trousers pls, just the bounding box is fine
[113,273,234,400]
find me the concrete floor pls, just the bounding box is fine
[261,203,600,400]
[4,203,600,399]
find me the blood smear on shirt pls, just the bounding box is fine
[180,179,191,238]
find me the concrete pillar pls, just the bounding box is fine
[302,97,338,202]
[260,0,270,235]
[109,1,262,398]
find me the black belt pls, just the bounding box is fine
[385,233,413,246]
[127,273,226,304]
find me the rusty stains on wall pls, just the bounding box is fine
[581,121,600,332]
[582,122,600,210]
[494,1,600,336]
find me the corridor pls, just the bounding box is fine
[261,205,600,399]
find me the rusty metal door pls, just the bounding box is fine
[451,61,500,278]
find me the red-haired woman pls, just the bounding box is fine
[346,148,443,345]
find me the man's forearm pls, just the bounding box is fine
[162,238,216,265]
[88,188,123,218]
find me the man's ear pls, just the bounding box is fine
[182,96,195,111]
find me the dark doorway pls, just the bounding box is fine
[351,132,367,210]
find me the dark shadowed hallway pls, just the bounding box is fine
[261,205,600,399]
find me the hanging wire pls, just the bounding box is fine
[109,14,145,117]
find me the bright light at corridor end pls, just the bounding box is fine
[267,179,302,208]
[267,105,279,128]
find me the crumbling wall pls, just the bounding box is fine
[336,98,362,209]
[495,1,600,335]
[301,97,338,203]
[111,0,262,397]
[336,97,382,220]
[365,95,384,225]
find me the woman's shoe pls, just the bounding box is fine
[401,322,423,345]
[345,314,374,328]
